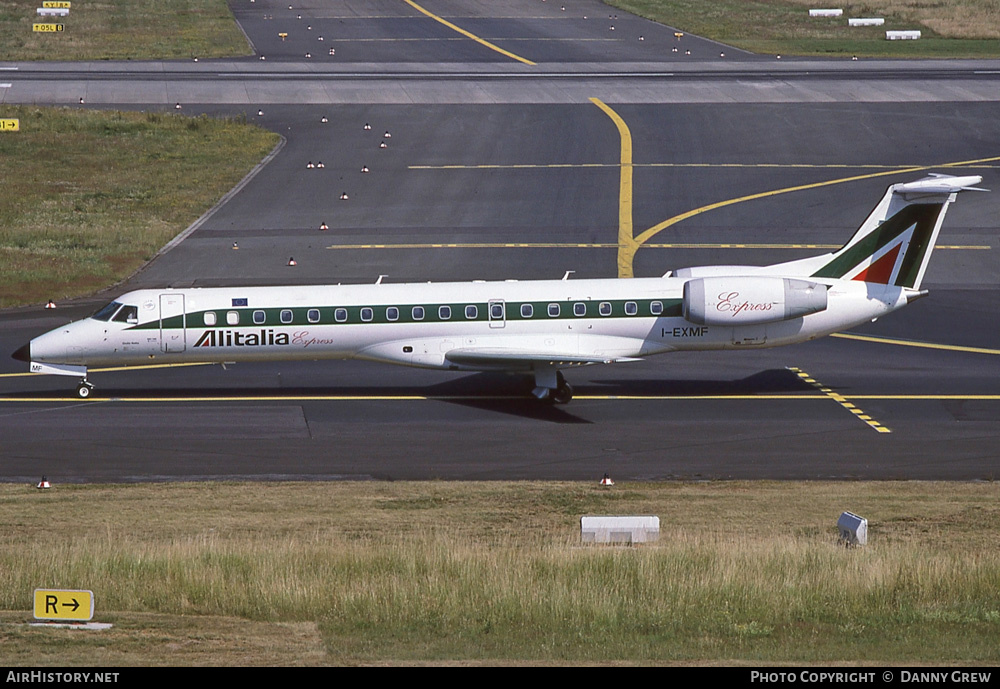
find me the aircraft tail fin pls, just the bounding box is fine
[769,174,985,289]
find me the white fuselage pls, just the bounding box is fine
[25,275,909,374]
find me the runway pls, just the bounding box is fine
[1,0,998,482]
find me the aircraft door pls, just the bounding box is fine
[488,300,505,329]
[159,294,186,353]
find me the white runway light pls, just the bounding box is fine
[287,257,297,266]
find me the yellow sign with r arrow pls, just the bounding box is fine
[33,589,94,621]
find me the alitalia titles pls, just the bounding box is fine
[194,329,290,348]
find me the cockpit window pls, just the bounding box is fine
[112,305,138,324]
[92,301,122,322]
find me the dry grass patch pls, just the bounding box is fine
[0,0,249,60]
[606,0,1000,56]
[0,106,279,307]
[1,481,999,664]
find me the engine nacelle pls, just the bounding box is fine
[665,265,762,278]
[683,276,828,326]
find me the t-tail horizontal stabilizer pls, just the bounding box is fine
[764,174,985,290]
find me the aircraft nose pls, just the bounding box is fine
[11,343,30,362]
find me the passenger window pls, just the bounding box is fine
[280,309,293,324]
[361,307,374,322]
[204,312,217,326]
[465,305,477,319]
[439,305,451,320]
[387,307,399,321]
[548,303,560,317]
[521,304,533,318]
[625,301,637,316]
[335,308,348,323]
[491,303,504,319]
[227,311,240,325]
[307,309,320,323]
[253,310,266,325]
[651,301,663,316]
[412,306,425,321]
[573,302,586,317]
[599,302,612,316]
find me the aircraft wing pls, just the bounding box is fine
[444,348,642,367]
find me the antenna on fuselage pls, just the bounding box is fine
[376,274,387,284]
[562,271,575,281]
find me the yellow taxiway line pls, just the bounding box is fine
[403,0,536,65]
[789,366,891,433]
[831,333,1000,356]
[589,97,636,278]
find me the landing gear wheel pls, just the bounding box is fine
[76,381,93,399]
[552,383,574,405]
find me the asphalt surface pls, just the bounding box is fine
[1,0,999,482]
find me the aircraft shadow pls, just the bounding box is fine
[1,369,813,424]
[587,368,816,397]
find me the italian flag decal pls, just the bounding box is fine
[810,203,944,288]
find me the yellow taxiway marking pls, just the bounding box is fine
[403,0,536,65]
[832,333,1000,356]
[630,154,1000,275]
[788,366,891,433]
[590,98,635,278]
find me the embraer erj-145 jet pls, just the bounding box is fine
[12,174,985,402]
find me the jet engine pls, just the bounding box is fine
[683,276,828,326]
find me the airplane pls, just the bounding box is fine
[11,173,985,402]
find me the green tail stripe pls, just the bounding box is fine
[811,203,944,280]
[894,217,937,288]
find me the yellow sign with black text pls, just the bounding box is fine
[43,1,72,7]
[0,119,19,132]
[32,23,64,32]
[33,589,94,621]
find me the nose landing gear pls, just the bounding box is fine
[76,380,94,399]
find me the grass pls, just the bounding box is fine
[0,0,250,61]
[604,0,1000,57]
[0,106,280,308]
[0,481,998,665]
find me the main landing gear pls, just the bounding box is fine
[76,379,94,399]
[531,369,574,405]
